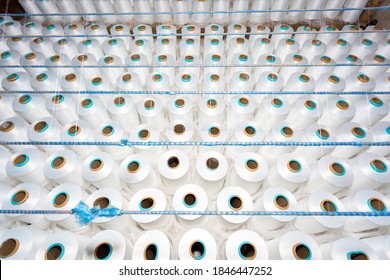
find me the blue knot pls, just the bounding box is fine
[120,139,129,146]
[72,201,123,225]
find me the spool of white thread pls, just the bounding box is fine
[125,54,150,86]
[367,121,390,156]
[30,71,62,94]
[12,94,50,123]
[227,95,256,128]
[314,74,346,97]
[130,39,153,63]
[279,55,309,85]
[230,0,250,24]
[254,72,284,105]
[53,38,78,61]
[199,123,228,154]
[133,24,154,47]
[204,24,224,40]
[72,54,101,82]
[305,55,335,81]
[250,38,274,63]
[324,38,351,61]
[285,96,323,130]
[154,0,172,23]
[360,54,389,78]
[137,96,166,131]
[110,24,132,50]
[227,37,250,64]
[299,39,327,63]
[85,76,115,105]
[94,0,117,24]
[29,37,55,59]
[306,155,354,194]
[22,21,43,40]
[338,25,362,45]
[42,24,64,43]
[6,37,32,57]
[203,54,227,77]
[98,55,125,87]
[376,39,390,58]
[349,39,378,60]
[102,38,128,63]
[342,0,370,23]
[0,148,17,186]
[228,55,254,81]
[269,1,290,22]
[192,0,211,26]
[287,0,307,23]
[45,54,74,79]
[181,24,201,40]
[56,1,81,25]
[249,0,270,24]
[18,0,45,22]
[254,96,290,133]
[165,121,195,155]
[275,38,300,63]
[153,54,176,87]
[294,26,316,43]
[177,55,201,80]
[341,72,375,101]
[212,0,229,25]
[179,38,201,58]
[75,0,97,22]
[47,94,78,126]
[283,73,315,104]
[272,24,293,46]
[332,122,372,159]
[202,73,226,92]
[315,25,339,45]
[198,96,226,127]
[167,95,193,123]
[0,19,23,36]
[0,117,29,151]
[372,72,390,95]
[172,0,190,25]
[317,97,356,130]
[77,96,111,129]
[304,0,326,20]
[0,94,16,126]
[129,124,163,161]
[0,50,24,74]
[34,0,63,23]
[352,96,389,126]
[106,94,140,135]
[253,54,282,81]
[27,118,62,153]
[323,0,346,19]
[85,23,109,46]
[133,0,154,24]
[77,39,105,62]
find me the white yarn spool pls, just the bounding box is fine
[0,93,16,120]
[27,118,62,153]
[275,38,300,63]
[179,38,201,58]
[227,37,250,64]
[269,1,290,22]
[272,24,293,46]
[34,0,63,23]
[360,54,389,79]
[367,121,390,156]
[133,24,154,47]
[29,37,55,59]
[125,54,150,86]
[181,25,201,40]
[178,228,217,260]
[332,122,372,159]
[216,186,253,230]
[77,96,111,129]
[230,0,250,24]
[156,24,177,42]
[305,55,335,81]
[195,151,228,197]
[45,54,74,78]
[110,24,132,50]
[106,94,140,135]
[299,39,327,63]
[177,55,201,80]
[203,54,227,77]
[227,95,256,128]
[85,23,109,45]
[198,96,226,127]
[0,20,23,36]
[230,152,268,195]
[30,71,62,94]
[349,39,378,60]
[133,0,154,24]
[167,95,193,123]
[12,94,51,123]
[154,0,173,23]
[352,96,389,126]
[42,24,64,43]
[153,54,176,87]
[44,149,85,186]
[342,189,390,232]
[72,54,101,82]
[315,74,346,96]
[56,0,81,24]
[264,153,310,192]
[172,0,190,25]
[192,0,211,26]
[53,38,78,61]
[204,24,224,40]
[94,0,116,24]
[130,39,153,63]
[306,155,354,194]
[324,38,351,61]
[254,96,290,133]
[324,0,346,19]
[0,149,16,186]
[0,117,29,151]
[137,96,166,131]
[362,235,390,260]
[349,152,390,191]
[315,25,339,45]
[254,72,284,105]
[342,0,369,23]
[376,39,390,58]
[250,38,274,63]
[0,50,24,74]
[279,55,309,84]
[212,0,229,25]
[75,0,98,22]
[2,72,33,93]
[285,95,323,130]
[94,122,132,160]
[202,73,226,92]
[119,154,157,192]
[321,237,379,260]
[294,26,316,43]
[372,72,390,95]
[249,0,270,24]
[98,55,125,87]
[253,54,281,80]
[228,55,254,80]
[77,39,104,62]
[287,0,307,23]
[173,73,200,106]
[166,121,195,156]
[362,25,388,43]
[102,38,128,63]
[19,0,45,22]
[129,124,163,161]
[85,76,114,105]
[47,93,78,126]
[338,25,362,45]
[318,97,356,130]
[283,73,315,104]
[132,230,172,260]
[6,37,32,56]
[304,0,326,20]
[199,123,228,154]
[294,124,336,164]
[22,21,43,40]
[342,72,375,101]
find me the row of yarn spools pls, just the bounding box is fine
[13,0,375,25]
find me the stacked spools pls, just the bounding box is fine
[0,12,389,260]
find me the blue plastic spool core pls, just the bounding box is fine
[267,73,278,82]
[299,75,310,83]
[320,200,338,213]
[367,197,387,212]
[329,162,346,176]
[83,40,92,46]
[46,24,55,30]
[5,21,14,26]
[34,121,48,134]
[190,241,206,260]
[386,127,390,135]
[288,160,302,173]
[351,127,366,139]
[144,244,159,260]
[370,159,388,173]
[316,129,330,140]
[369,97,384,107]
[292,243,312,260]
[211,25,219,31]
[1,51,11,59]
[210,39,219,45]
[108,39,117,46]
[102,125,115,137]
[185,55,194,62]
[337,39,347,46]
[139,197,154,211]
[239,54,248,62]
[181,74,191,82]
[228,195,243,211]
[52,192,69,208]
[211,54,220,62]
[153,74,162,82]
[19,95,31,104]
[131,54,140,62]
[10,190,29,205]
[326,26,336,31]
[158,53,168,61]
[45,243,65,260]
[347,55,358,62]
[135,40,144,46]
[183,193,197,208]
[238,242,257,260]
[81,98,93,108]
[94,243,113,260]
[92,77,103,86]
[347,251,369,260]
[13,154,29,167]
[280,24,289,30]
[362,39,373,46]
[266,55,276,63]
[186,39,195,45]
[329,75,340,84]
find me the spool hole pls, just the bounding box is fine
[19,95,31,104]
[330,163,345,176]
[211,74,220,82]
[238,97,249,106]
[304,100,316,109]
[239,242,256,260]
[317,129,330,139]
[369,198,386,212]
[52,156,66,169]
[370,159,387,172]
[52,95,64,104]
[11,190,29,205]
[138,129,150,140]
[65,74,76,82]
[140,198,154,210]
[207,99,217,108]
[281,126,294,137]
[34,121,47,133]
[0,121,14,132]
[175,99,185,108]
[206,158,219,170]
[114,97,125,106]
[127,161,140,173]
[244,126,256,136]
[371,97,383,106]
[348,252,369,260]
[144,244,158,260]
[53,192,69,208]
[13,155,28,167]
[45,244,64,260]
[90,159,103,171]
[293,243,311,260]
[246,160,258,171]
[94,243,112,260]
[93,197,110,209]
[184,193,196,207]
[167,156,180,168]
[288,160,301,173]
[174,124,185,135]
[321,200,337,212]
[0,239,19,258]
[229,196,243,210]
[78,54,88,62]
[209,126,220,137]
[336,100,349,110]
[190,241,205,260]
[274,195,289,210]
[102,126,114,136]
[68,125,80,136]
[351,127,366,138]
[144,99,155,110]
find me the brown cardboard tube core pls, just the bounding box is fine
[286,39,295,45]
[239,97,249,105]
[211,25,218,31]
[349,252,369,260]
[68,125,80,136]
[92,77,102,85]
[274,195,289,210]
[58,39,67,46]
[371,159,386,171]
[19,95,30,104]
[329,75,339,83]
[144,244,158,260]
[115,25,124,31]
[293,55,303,62]
[282,127,294,137]
[371,97,382,106]
[272,98,282,107]
[139,129,150,140]
[369,198,385,211]
[190,241,205,259]
[114,97,125,106]
[300,74,310,82]
[135,40,143,46]
[45,245,63,260]
[91,24,99,30]
[317,129,329,138]
[184,193,196,207]
[207,99,217,108]
[187,25,195,31]
[186,39,194,44]
[336,100,349,110]
[26,53,36,60]
[81,99,92,108]
[52,156,66,169]
[0,239,20,258]
[374,55,385,62]
[321,200,337,212]
[52,95,64,104]
[7,74,18,82]
[206,158,219,169]
[131,54,140,61]
[352,127,365,137]
[209,127,220,137]
[105,56,114,64]
[181,74,191,82]
[127,161,140,173]
[144,100,155,109]
[174,124,185,135]
[78,55,88,62]
[239,73,249,81]
[158,55,167,62]
[304,100,316,109]
[330,163,344,175]
[0,121,14,132]
[236,38,244,44]
[90,159,103,171]
[121,74,132,83]
[293,243,311,260]
[257,25,266,31]
[288,160,301,172]
[65,73,76,82]
[13,155,28,166]
[102,126,113,136]
[175,98,185,108]
[53,193,69,208]
[312,39,320,46]
[320,56,331,63]
[240,243,256,260]
[246,160,259,171]
[167,156,180,168]
[162,38,169,45]
[93,197,110,209]
[141,198,154,209]
[358,75,369,83]
[229,196,243,210]
[94,243,111,260]
[152,74,161,82]
[34,121,47,132]
[244,126,256,137]
[34,37,43,44]
[139,25,146,31]
[12,190,29,204]
[211,74,220,82]
[69,24,77,30]
[12,37,21,42]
